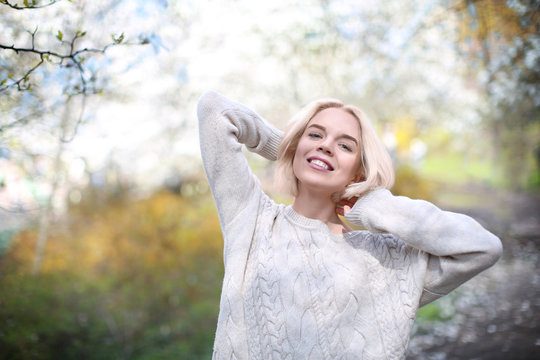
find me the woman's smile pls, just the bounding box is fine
[307,156,334,171]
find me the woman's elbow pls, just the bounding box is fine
[479,233,503,268]
[197,91,225,119]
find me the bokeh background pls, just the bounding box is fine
[1,0,539,359]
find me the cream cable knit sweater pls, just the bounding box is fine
[197,91,502,360]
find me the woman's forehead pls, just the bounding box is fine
[307,107,361,136]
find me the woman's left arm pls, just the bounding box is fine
[344,189,503,306]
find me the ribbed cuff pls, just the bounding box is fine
[344,188,391,227]
[248,128,282,161]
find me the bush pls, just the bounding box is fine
[0,190,223,360]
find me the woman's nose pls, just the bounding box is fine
[318,142,333,155]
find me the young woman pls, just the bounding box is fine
[197,91,502,360]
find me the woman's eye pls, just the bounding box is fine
[308,133,322,139]
[340,144,353,152]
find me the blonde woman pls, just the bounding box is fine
[197,91,502,359]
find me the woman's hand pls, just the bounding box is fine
[335,196,359,216]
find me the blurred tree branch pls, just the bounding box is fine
[0,0,152,127]
[1,108,46,131]
[1,27,148,142]
[0,3,151,139]
[0,0,63,10]
[0,27,146,95]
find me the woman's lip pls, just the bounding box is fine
[307,156,334,171]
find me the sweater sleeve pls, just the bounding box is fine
[197,91,283,227]
[344,189,503,306]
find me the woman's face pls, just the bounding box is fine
[292,107,362,198]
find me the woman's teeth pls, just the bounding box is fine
[310,159,329,170]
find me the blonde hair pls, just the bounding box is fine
[275,98,394,200]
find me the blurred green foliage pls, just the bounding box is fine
[416,302,453,323]
[0,189,223,360]
[421,151,497,185]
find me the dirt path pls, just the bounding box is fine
[407,184,540,360]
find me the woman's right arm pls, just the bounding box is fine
[197,91,282,227]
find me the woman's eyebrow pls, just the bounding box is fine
[341,134,358,145]
[307,124,358,144]
[307,124,326,132]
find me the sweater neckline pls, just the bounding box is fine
[284,205,356,241]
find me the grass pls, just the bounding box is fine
[420,152,502,186]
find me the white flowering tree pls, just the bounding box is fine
[0,0,154,273]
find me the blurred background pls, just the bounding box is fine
[0,0,538,359]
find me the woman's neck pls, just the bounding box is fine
[292,188,350,234]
